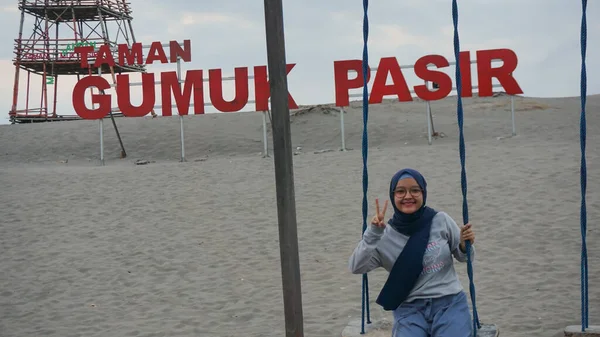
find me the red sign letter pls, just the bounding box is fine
[169,40,191,63]
[413,55,452,101]
[334,60,371,107]
[160,69,205,116]
[209,67,249,112]
[94,44,115,68]
[369,57,412,104]
[74,46,94,68]
[253,64,298,111]
[72,75,111,119]
[476,48,523,96]
[146,41,169,64]
[116,73,156,117]
[459,51,473,97]
[118,42,143,66]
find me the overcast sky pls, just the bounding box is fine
[0,0,598,124]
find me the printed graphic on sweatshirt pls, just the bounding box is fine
[421,241,446,275]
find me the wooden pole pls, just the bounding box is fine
[262,1,304,336]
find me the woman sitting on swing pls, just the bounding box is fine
[349,168,476,337]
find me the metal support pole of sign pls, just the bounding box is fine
[99,118,104,166]
[262,110,269,157]
[340,107,346,151]
[511,95,516,136]
[424,81,432,145]
[263,0,304,336]
[98,67,104,166]
[426,101,433,145]
[177,56,186,162]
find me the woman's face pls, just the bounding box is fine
[393,177,424,214]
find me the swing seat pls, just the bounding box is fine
[341,318,499,337]
[564,325,600,337]
[341,317,393,337]
[478,323,500,337]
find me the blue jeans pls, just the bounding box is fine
[392,291,472,337]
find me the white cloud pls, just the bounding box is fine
[369,24,439,53]
[179,12,255,29]
[1,6,17,13]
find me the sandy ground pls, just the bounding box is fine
[0,93,599,337]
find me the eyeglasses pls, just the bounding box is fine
[393,187,423,198]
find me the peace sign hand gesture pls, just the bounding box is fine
[371,198,388,228]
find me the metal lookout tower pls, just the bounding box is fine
[9,0,153,149]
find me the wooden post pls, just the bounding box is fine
[262,0,305,336]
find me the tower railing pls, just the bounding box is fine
[19,0,132,14]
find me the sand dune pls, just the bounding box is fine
[0,94,599,337]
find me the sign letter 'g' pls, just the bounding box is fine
[72,75,111,120]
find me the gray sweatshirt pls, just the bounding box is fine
[348,211,474,303]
